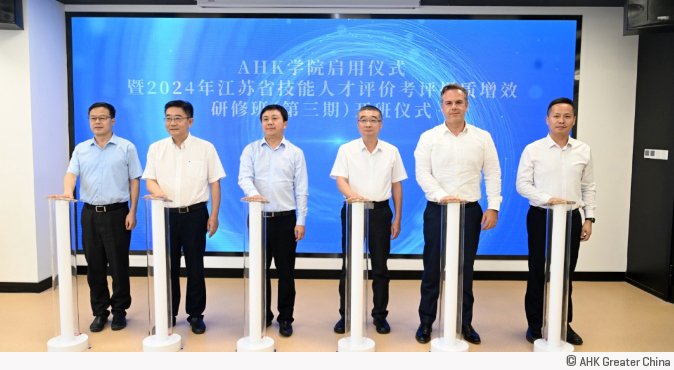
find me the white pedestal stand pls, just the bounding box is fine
[431,200,468,352]
[47,197,89,352]
[338,200,375,352]
[238,199,275,352]
[143,196,181,352]
[533,202,574,353]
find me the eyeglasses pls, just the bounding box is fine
[165,116,191,123]
[358,119,382,124]
[89,116,111,122]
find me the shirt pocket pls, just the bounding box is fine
[186,159,204,179]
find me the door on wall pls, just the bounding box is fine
[625,174,674,303]
[626,32,674,304]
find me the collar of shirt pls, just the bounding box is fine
[439,121,469,137]
[357,137,382,154]
[261,137,288,150]
[544,134,577,150]
[171,133,193,149]
[89,133,118,149]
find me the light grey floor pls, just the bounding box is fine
[1,278,673,352]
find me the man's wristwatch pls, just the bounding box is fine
[586,218,595,223]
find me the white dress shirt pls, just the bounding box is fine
[516,134,596,218]
[330,138,408,201]
[238,138,309,226]
[414,122,502,210]
[142,134,226,207]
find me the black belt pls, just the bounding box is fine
[169,202,207,214]
[431,201,478,208]
[371,200,390,209]
[341,200,390,210]
[263,210,295,218]
[84,202,128,213]
[532,205,580,214]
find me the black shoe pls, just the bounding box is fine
[566,325,583,345]
[266,320,272,328]
[462,324,481,344]
[334,318,345,334]
[373,318,391,334]
[111,315,127,331]
[415,323,432,343]
[189,317,206,334]
[279,321,293,337]
[90,315,108,332]
[526,328,542,344]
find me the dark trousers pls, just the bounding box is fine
[339,201,393,320]
[168,207,208,320]
[81,203,131,317]
[265,213,298,324]
[419,201,482,326]
[525,206,582,331]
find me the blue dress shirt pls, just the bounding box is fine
[67,134,143,205]
[238,138,309,226]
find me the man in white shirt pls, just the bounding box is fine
[238,104,308,337]
[516,97,596,346]
[143,100,226,334]
[414,84,502,344]
[330,105,407,335]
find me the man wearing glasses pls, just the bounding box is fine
[331,105,407,335]
[238,104,308,337]
[143,100,225,334]
[60,102,143,332]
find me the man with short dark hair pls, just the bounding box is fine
[143,100,225,334]
[60,102,142,332]
[330,105,407,335]
[414,84,502,344]
[516,97,596,346]
[238,104,308,337]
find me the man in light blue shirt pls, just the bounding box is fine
[238,104,308,337]
[61,102,143,332]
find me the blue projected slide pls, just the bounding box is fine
[69,16,577,255]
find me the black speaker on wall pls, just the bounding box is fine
[625,0,674,35]
[0,0,22,30]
